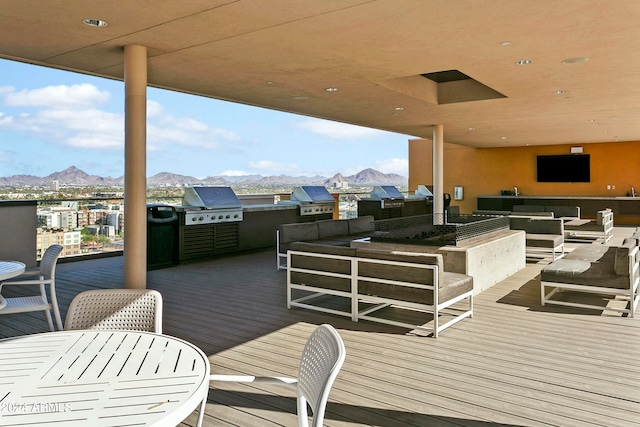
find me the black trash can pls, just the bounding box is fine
[443,193,452,210]
[147,204,178,270]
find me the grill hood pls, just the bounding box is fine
[182,186,242,209]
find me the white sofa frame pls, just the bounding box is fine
[541,245,639,317]
[564,209,614,243]
[287,248,473,337]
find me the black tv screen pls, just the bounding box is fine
[536,154,590,182]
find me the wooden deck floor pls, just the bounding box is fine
[1,227,639,426]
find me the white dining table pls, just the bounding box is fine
[0,261,26,310]
[0,330,210,426]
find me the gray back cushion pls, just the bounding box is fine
[278,222,319,244]
[317,219,349,238]
[614,239,636,276]
[348,215,375,234]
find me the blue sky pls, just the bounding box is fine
[0,59,410,179]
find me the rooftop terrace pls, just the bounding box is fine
[1,227,639,426]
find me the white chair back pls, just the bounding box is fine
[65,289,163,333]
[297,324,346,427]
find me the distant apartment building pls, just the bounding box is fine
[106,211,124,235]
[36,228,82,258]
[37,209,78,230]
[51,180,60,191]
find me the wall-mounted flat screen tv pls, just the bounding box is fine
[536,154,590,182]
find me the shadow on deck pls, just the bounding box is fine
[1,228,639,426]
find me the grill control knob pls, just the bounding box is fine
[191,217,197,222]
[199,216,204,221]
[218,215,223,220]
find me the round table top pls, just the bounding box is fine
[0,261,26,309]
[0,330,211,426]
[0,260,26,281]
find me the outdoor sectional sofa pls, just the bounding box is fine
[286,241,474,337]
[540,228,640,317]
[564,208,614,243]
[276,215,375,269]
[509,217,565,261]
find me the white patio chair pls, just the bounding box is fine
[210,324,346,427]
[0,244,64,331]
[64,289,163,333]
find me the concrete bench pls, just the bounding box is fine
[287,241,473,337]
[540,236,639,316]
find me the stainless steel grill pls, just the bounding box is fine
[369,185,405,209]
[176,186,243,225]
[279,186,335,216]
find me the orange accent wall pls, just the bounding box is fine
[408,140,640,223]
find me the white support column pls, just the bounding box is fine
[432,124,444,224]
[123,45,147,289]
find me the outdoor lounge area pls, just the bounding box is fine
[0,226,638,426]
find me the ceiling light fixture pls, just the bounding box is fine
[394,107,404,111]
[500,41,511,46]
[515,59,532,65]
[293,96,308,101]
[562,57,589,64]
[554,90,566,94]
[325,87,338,92]
[83,18,108,27]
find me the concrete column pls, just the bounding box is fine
[432,125,444,224]
[123,45,147,289]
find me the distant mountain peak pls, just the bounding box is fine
[0,166,407,187]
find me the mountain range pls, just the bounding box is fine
[0,166,407,187]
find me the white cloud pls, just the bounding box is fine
[375,158,408,176]
[3,84,110,109]
[295,118,385,139]
[66,134,123,149]
[220,170,251,176]
[147,100,163,118]
[0,86,242,152]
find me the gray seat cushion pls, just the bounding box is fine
[541,259,629,289]
[526,234,563,248]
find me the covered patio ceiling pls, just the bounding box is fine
[1,0,638,148]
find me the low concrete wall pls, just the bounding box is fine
[351,229,526,295]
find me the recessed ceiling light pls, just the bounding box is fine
[588,119,597,122]
[266,81,274,85]
[562,57,589,64]
[468,127,475,131]
[83,18,108,27]
[394,107,404,111]
[500,41,511,46]
[554,90,566,94]
[515,59,532,65]
[293,96,308,101]
[325,87,338,92]
[501,136,508,140]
